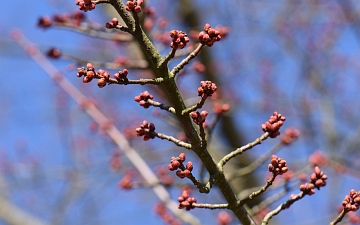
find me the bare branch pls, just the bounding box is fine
[218,132,270,168]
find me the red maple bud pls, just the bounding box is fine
[53,14,70,23]
[75,0,96,12]
[71,11,86,25]
[112,18,119,26]
[169,30,190,49]
[171,160,181,168]
[190,111,208,125]
[97,78,107,88]
[261,111,286,138]
[198,80,217,97]
[134,91,154,108]
[46,48,61,59]
[38,17,52,29]
[183,169,191,177]
[86,62,94,70]
[344,189,360,211]
[268,155,288,175]
[126,0,143,12]
[198,24,222,46]
[310,166,327,189]
[309,150,328,167]
[83,76,92,83]
[185,161,193,171]
[281,127,300,145]
[118,175,133,189]
[178,153,186,162]
[177,190,196,210]
[176,170,186,179]
[217,211,232,225]
[213,102,230,114]
[86,70,95,79]
[135,120,156,140]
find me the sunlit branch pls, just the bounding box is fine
[154,132,192,149]
[218,132,270,168]
[171,43,204,76]
[240,173,277,205]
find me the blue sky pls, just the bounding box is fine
[1,1,360,225]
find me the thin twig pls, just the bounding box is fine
[218,132,270,168]
[192,203,229,210]
[261,192,305,225]
[146,99,176,114]
[330,209,348,225]
[171,43,204,76]
[54,22,133,41]
[240,173,277,205]
[62,54,148,69]
[108,77,163,85]
[226,142,283,180]
[160,48,177,68]
[94,0,112,4]
[154,132,192,149]
[178,164,210,193]
[182,96,207,115]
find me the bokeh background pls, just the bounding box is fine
[1,0,360,224]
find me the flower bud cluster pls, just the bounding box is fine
[126,0,143,13]
[156,167,174,186]
[46,48,61,59]
[114,69,129,82]
[38,12,86,29]
[268,155,288,175]
[217,211,233,225]
[135,120,155,141]
[169,30,190,49]
[134,91,154,108]
[261,111,286,138]
[168,153,194,179]
[154,203,181,225]
[193,61,205,73]
[198,81,217,97]
[178,190,197,211]
[198,24,222,47]
[342,189,360,212]
[189,111,208,125]
[213,102,230,114]
[118,174,133,189]
[281,127,300,145]
[310,166,327,188]
[38,17,52,29]
[75,0,96,12]
[348,212,360,223]
[105,18,120,29]
[309,150,328,167]
[110,151,121,170]
[76,63,111,88]
[300,166,327,195]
